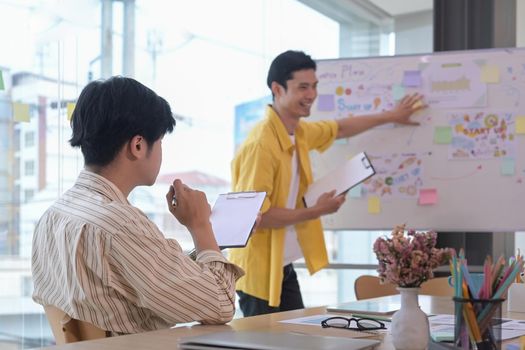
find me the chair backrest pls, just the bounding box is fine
[44,305,109,345]
[420,277,453,297]
[354,275,398,300]
[354,275,453,300]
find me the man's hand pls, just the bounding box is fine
[315,190,346,215]
[166,179,212,232]
[388,93,427,125]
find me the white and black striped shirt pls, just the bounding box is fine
[32,170,244,334]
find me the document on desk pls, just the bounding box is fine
[179,330,380,350]
[210,191,266,249]
[303,152,375,207]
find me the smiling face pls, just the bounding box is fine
[272,68,318,120]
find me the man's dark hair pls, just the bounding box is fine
[266,50,316,93]
[69,76,176,166]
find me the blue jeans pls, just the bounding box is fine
[237,264,304,317]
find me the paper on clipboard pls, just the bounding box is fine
[210,191,266,249]
[303,152,375,207]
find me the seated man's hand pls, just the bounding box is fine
[166,179,212,232]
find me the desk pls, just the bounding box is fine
[33,295,525,350]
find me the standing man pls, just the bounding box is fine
[32,76,243,334]
[229,50,424,316]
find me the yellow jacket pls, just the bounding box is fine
[228,106,338,306]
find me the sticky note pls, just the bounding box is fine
[402,70,422,87]
[418,188,438,205]
[317,94,335,112]
[392,84,405,101]
[501,158,515,176]
[67,102,76,121]
[434,126,452,144]
[0,70,4,91]
[516,116,525,134]
[481,65,500,83]
[412,100,424,110]
[13,102,30,122]
[349,184,362,198]
[368,196,380,214]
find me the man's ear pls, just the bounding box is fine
[129,135,145,159]
[271,81,285,98]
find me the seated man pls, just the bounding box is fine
[31,76,244,334]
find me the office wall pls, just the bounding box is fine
[394,10,433,55]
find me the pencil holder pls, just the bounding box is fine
[453,297,504,350]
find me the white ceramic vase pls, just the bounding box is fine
[390,287,429,350]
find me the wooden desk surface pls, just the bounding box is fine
[33,295,524,350]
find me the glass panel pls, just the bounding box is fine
[0,0,436,345]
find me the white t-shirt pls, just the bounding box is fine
[283,135,303,266]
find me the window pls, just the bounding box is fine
[0,0,437,347]
[23,160,34,177]
[24,131,35,148]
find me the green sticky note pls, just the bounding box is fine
[13,102,30,122]
[349,184,362,198]
[516,116,525,134]
[392,84,405,101]
[434,126,452,144]
[0,70,4,91]
[481,65,500,83]
[501,158,515,176]
[368,196,381,214]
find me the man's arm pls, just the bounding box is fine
[259,190,345,229]
[336,93,426,139]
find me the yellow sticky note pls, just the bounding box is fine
[481,65,500,83]
[412,100,424,110]
[368,196,381,214]
[67,102,76,121]
[516,116,525,134]
[13,102,30,122]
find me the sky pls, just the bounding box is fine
[0,0,339,181]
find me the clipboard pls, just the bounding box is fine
[210,191,266,249]
[303,152,375,208]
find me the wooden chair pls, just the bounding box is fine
[354,275,398,300]
[44,305,110,345]
[420,276,453,296]
[354,275,453,300]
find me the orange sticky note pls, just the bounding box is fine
[67,102,76,121]
[481,65,500,83]
[418,188,438,205]
[368,196,381,214]
[516,116,525,134]
[13,102,30,122]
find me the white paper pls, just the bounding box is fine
[303,152,375,207]
[210,191,265,248]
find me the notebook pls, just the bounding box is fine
[179,330,380,350]
[326,300,400,316]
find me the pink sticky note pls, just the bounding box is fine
[418,188,438,205]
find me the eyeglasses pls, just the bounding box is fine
[321,316,386,331]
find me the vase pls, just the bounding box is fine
[390,287,429,350]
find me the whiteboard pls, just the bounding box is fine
[310,48,525,232]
